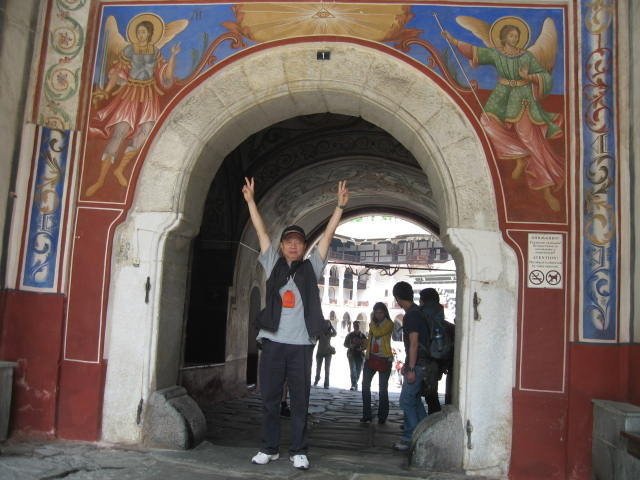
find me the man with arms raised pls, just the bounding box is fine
[242,177,349,470]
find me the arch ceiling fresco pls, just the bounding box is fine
[6,2,627,477]
[80,2,566,219]
[29,1,616,343]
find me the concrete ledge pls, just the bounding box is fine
[593,400,640,446]
[410,404,464,472]
[142,386,206,450]
[593,399,640,479]
[621,431,640,459]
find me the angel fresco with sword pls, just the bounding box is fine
[440,16,564,212]
[85,13,188,198]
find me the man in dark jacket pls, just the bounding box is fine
[242,177,348,471]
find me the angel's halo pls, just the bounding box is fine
[126,13,165,46]
[489,16,530,50]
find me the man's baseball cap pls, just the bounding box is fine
[280,225,306,242]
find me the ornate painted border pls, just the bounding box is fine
[32,1,606,331]
[581,0,618,341]
[20,127,72,291]
[37,0,88,129]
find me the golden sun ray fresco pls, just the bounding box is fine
[223,3,418,43]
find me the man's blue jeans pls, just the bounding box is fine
[399,364,427,442]
[348,353,364,388]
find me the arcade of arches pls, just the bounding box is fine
[0,2,639,479]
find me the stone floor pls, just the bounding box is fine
[0,386,495,479]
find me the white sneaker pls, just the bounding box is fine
[290,454,310,470]
[251,451,279,464]
[393,441,410,452]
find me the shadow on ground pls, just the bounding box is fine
[0,387,492,479]
[201,385,489,479]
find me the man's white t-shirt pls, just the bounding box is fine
[257,244,326,345]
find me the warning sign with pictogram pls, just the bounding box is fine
[527,233,563,289]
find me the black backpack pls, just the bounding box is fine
[421,306,454,361]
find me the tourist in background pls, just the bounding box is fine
[391,281,428,452]
[360,302,394,424]
[344,320,366,391]
[418,288,443,414]
[314,320,337,388]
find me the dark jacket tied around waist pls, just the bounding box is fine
[257,256,325,338]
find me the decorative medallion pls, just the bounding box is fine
[38,0,89,129]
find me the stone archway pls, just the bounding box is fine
[101,41,517,476]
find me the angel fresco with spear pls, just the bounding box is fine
[440,15,564,212]
[85,13,188,198]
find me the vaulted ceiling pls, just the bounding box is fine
[198,113,438,251]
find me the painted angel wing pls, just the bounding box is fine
[98,16,127,87]
[455,16,492,47]
[157,19,189,49]
[104,16,127,71]
[527,18,558,72]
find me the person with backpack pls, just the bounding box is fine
[442,318,455,405]
[391,281,429,452]
[419,288,454,412]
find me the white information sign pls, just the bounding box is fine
[527,233,563,289]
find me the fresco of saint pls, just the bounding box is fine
[85,13,188,198]
[442,16,564,212]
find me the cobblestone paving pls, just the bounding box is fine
[205,386,407,452]
[0,386,495,479]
